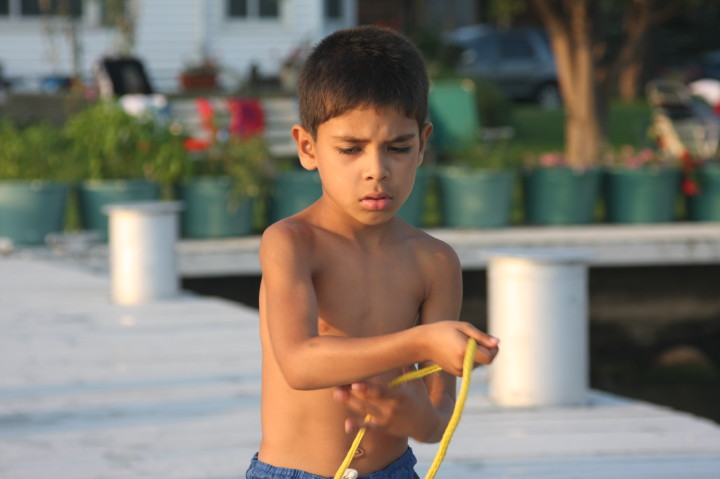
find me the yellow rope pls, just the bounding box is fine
[334,338,477,479]
[424,338,476,479]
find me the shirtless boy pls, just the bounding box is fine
[249,25,500,479]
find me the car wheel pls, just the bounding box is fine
[536,83,561,110]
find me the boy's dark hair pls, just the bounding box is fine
[298,25,429,137]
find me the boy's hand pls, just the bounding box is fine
[334,367,439,440]
[423,321,499,376]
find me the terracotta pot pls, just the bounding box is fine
[179,73,217,91]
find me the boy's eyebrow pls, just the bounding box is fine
[333,133,417,143]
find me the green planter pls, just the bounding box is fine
[397,167,432,227]
[436,167,515,228]
[77,179,161,241]
[523,167,601,225]
[176,176,254,238]
[686,163,720,222]
[603,167,681,223]
[0,180,71,245]
[267,170,322,224]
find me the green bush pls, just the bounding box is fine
[63,101,189,184]
[0,119,75,181]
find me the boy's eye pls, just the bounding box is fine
[336,145,412,155]
[337,147,362,155]
[388,145,412,153]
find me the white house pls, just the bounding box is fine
[0,0,357,93]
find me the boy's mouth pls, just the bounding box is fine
[360,193,391,211]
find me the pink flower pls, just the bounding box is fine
[623,158,643,169]
[538,152,565,167]
[637,148,656,165]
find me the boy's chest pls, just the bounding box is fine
[312,249,425,335]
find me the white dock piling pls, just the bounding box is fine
[487,249,590,407]
[104,201,183,305]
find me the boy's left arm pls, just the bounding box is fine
[336,240,464,443]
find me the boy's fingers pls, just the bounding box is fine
[473,344,499,366]
[473,331,500,348]
[461,324,500,348]
[351,382,387,399]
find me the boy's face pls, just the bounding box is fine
[293,105,432,226]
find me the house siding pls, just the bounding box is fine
[0,0,355,94]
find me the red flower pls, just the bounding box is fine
[682,178,700,196]
[680,150,695,170]
[184,137,211,152]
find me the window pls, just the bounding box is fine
[227,0,279,19]
[325,0,342,19]
[465,36,496,66]
[0,0,83,17]
[499,35,534,60]
[228,0,247,17]
[21,0,83,17]
[258,0,278,17]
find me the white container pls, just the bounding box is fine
[487,249,589,407]
[104,201,183,305]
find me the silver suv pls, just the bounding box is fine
[445,25,561,109]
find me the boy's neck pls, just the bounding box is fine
[310,198,403,246]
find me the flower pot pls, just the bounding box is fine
[686,163,720,221]
[522,167,601,225]
[77,179,161,241]
[267,170,322,224]
[397,167,432,227]
[603,167,681,223]
[179,73,218,91]
[436,167,516,228]
[176,176,254,238]
[0,180,71,245]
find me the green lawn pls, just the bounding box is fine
[497,101,653,166]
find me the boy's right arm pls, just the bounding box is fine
[260,222,429,389]
[260,222,498,390]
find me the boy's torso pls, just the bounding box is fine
[259,216,435,476]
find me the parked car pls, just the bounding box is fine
[444,25,561,109]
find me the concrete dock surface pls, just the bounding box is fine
[2,256,720,478]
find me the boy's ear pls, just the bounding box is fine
[417,122,433,166]
[292,124,318,171]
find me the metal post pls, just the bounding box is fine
[487,249,590,407]
[104,201,183,305]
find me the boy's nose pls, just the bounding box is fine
[364,151,390,180]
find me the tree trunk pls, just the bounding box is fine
[613,1,652,103]
[614,0,684,102]
[532,0,603,168]
[618,57,644,102]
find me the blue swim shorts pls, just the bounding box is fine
[246,447,419,479]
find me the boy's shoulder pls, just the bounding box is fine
[401,224,461,268]
[260,216,315,253]
[261,216,457,262]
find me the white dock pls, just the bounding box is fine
[19,222,720,278]
[1,256,719,478]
